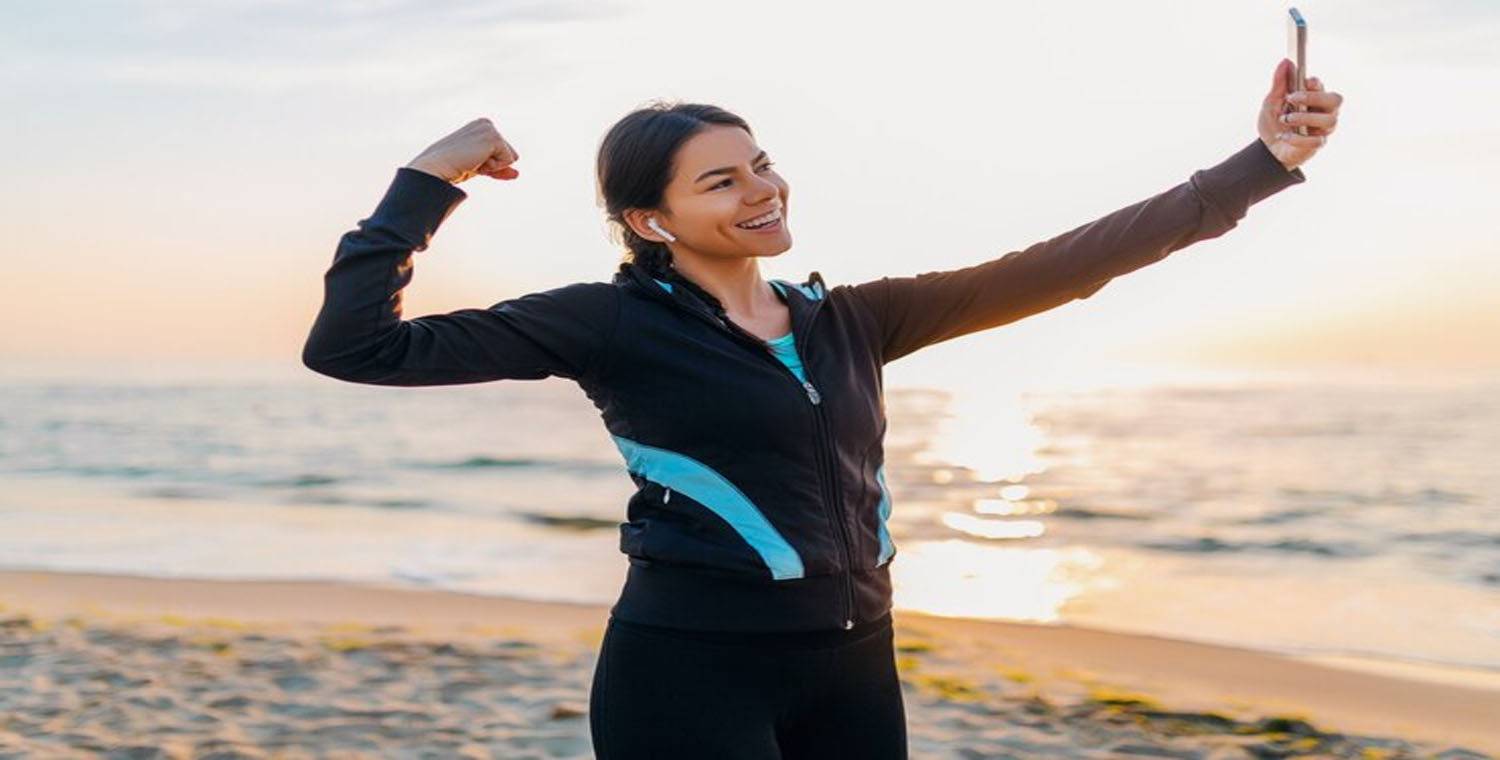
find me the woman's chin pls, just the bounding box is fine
[761,232,793,255]
[731,224,792,252]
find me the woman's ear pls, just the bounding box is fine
[626,208,672,243]
[622,208,648,239]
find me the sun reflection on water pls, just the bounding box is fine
[938,512,1047,539]
[916,388,1049,484]
[890,538,1109,623]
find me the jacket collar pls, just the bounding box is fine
[615,262,828,338]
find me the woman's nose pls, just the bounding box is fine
[746,173,779,202]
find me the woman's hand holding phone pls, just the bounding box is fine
[1257,58,1342,173]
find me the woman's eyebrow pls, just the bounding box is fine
[694,150,768,183]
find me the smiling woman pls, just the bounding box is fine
[305,67,1324,755]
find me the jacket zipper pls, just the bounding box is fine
[808,378,858,629]
[738,301,858,630]
[628,272,857,629]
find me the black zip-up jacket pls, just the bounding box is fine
[303,138,1305,632]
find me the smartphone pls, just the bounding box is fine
[1286,7,1308,136]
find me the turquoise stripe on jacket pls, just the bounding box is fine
[611,434,806,580]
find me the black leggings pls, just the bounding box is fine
[589,611,908,759]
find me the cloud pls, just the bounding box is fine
[0,0,626,92]
[1316,0,1500,67]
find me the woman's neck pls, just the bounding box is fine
[668,254,780,317]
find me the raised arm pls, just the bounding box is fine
[844,136,1306,364]
[301,164,619,386]
[845,61,1343,365]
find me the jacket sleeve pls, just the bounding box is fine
[844,137,1306,365]
[302,167,619,386]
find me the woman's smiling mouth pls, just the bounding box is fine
[735,208,783,231]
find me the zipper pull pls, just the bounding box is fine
[664,487,672,503]
[802,380,822,405]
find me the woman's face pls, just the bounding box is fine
[631,124,791,262]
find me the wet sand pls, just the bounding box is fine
[1,568,1495,759]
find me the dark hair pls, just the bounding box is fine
[595,100,753,287]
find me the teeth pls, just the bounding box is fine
[737,209,782,228]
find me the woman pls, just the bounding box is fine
[303,58,1342,759]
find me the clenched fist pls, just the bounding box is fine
[405,118,521,185]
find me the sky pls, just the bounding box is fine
[3,0,1498,384]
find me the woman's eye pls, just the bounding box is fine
[710,162,776,190]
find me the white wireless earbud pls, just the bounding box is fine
[647,217,677,243]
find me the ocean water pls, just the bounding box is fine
[2,357,1497,690]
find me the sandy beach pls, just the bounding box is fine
[1,569,1495,759]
